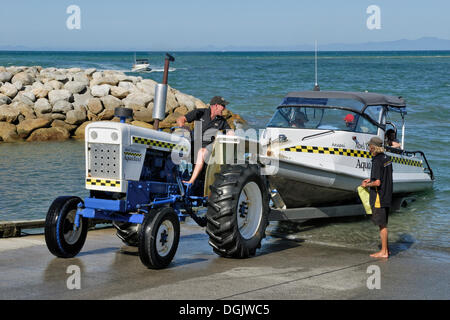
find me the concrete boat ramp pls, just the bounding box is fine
[0,222,448,300]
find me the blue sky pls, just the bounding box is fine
[0,0,449,50]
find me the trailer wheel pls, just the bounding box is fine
[206,164,269,258]
[138,207,180,269]
[45,196,88,258]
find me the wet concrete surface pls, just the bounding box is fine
[0,222,448,300]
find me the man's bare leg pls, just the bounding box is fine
[371,226,389,258]
[184,148,208,185]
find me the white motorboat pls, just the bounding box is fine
[259,90,434,208]
[132,58,151,72]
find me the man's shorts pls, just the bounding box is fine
[371,207,390,227]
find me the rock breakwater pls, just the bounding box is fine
[0,66,246,142]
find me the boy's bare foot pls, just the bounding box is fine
[370,251,389,259]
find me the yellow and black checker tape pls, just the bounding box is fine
[282,145,422,167]
[132,136,188,152]
[282,145,372,158]
[390,156,422,167]
[86,178,121,187]
[124,151,142,157]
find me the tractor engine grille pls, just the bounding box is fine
[88,143,120,179]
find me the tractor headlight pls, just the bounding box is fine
[90,130,98,140]
[111,132,118,141]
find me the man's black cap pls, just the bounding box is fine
[210,96,229,107]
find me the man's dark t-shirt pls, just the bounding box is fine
[185,108,231,147]
[369,153,393,208]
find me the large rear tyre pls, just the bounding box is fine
[138,207,180,269]
[45,196,88,258]
[206,164,269,258]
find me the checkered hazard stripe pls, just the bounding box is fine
[282,145,422,167]
[86,178,121,187]
[132,136,188,152]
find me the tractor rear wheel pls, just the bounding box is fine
[206,164,269,258]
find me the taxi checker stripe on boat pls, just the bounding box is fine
[86,178,121,187]
[282,145,423,167]
[132,136,188,151]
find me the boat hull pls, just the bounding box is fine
[264,156,433,208]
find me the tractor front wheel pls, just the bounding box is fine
[138,207,180,269]
[45,196,88,258]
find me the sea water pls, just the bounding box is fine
[0,51,448,255]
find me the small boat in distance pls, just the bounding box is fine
[132,54,151,72]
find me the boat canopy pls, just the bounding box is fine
[281,91,406,109]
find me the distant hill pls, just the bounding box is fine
[1,37,449,52]
[320,37,450,51]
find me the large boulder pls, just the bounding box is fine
[63,81,86,94]
[0,122,21,142]
[110,86,129,99]
[84,68,96,77]
[51,119,78,133]
[26,127,70,142]
[91,84,110,97]
[0,94,11,105]
[32,87,49,99]
[131,121,153,130]
[91,75,119,86]
[159,112,182,129]
[73,89,92,109]
[194,99,208,109]
[165,90,179,113]
[48,89,72,105]
[72,72,90,86]
[97,108,114,120]
[73,121,93,139]
[175,92,196,111]
[133,108,153,123]
[0,72,13,82]
[122,92,153,110]
[15,103,36,120]
[118,81,137,92]
[0,82,18,98]
[47,80,63,90]
[0,104,20,122]
[52,100,73,114]
[16,118,51,138]
[11,72,34,86]
[34,98,52,114]
[65,109,86,125]
[100,95,122,110]
[87,98,104,114]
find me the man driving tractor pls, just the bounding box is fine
[176,96,234,185]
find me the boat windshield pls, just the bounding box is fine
[281,97,365,112]
[267,106,378,134]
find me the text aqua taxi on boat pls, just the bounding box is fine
[259,90,434,212]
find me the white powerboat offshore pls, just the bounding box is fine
[260,90,434,209]
[132,58,151,72]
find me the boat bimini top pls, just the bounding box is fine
[267,90,407,137]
